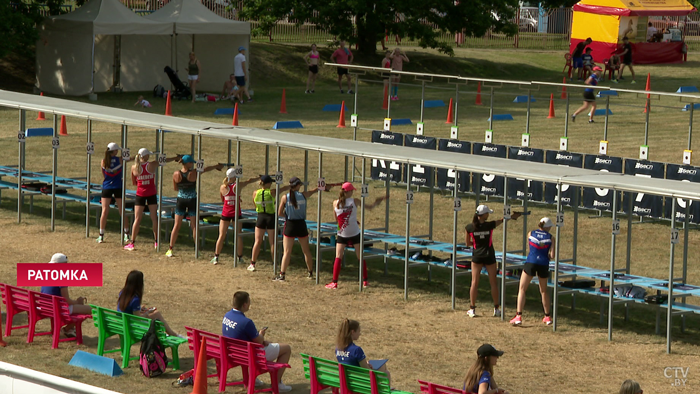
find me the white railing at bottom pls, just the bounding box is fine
[0,361,123,394]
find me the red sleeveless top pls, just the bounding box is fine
[221,183,241,218]
[135,162,156,197]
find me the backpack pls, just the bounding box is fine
[153,84,166,98]
[139,319,168,378]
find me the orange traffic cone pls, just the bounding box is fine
[337,101,346,128]
[445,98,454,124]
[165,90,173,116]
[643,73,651,113]
[382,85,389,110]
[475,82,483,106]
[279,89,287,114]
[561,77,567,100]
[190,338,208,394]
[36,92,46,121]
[547,93,556,119]
[59,115,68,135]
[232,102,239,126]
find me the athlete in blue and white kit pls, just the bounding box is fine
[97,142,130,243]
[510,217,555,326]
[571,66,602,124]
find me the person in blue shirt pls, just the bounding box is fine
[222,291,292,392]
[463,344,508,394]
[117,270,181,337]
[581,48,594,75]
[40,253,92,338]
[510,218,556,327]
[97,142,131,244]
[335,319,392,386]
[571,66,602,124]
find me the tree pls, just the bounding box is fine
[0,0,43,59]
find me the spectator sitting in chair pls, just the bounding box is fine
[40,253,92,338]
[646,22,658,42]
[608,54,621,82]
[220,74,240,101]
[571,37,592,80]
[581,48,594,76]
[222,291,292,392]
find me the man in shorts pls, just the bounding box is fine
[617,37,636,83]
[571,37,592,80]
[222,291,292,392]
[234,47,253,103]
[330,40,354,94]
[220,74,239,101]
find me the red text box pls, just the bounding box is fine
[17,263,103,287]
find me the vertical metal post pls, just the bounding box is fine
[688,104,694,149]
[525,89,531,134]
[157,129,164,253]
[488,87,495,131]
[644,96,651,146]
[404,165,411,301]
[304,151,309,193]
[273,146,281,274]
[553,184,562,330]
[603,96,610,141]
[667,202,676,354]
[682,204,689,284]
[573,187,579,264]
[51,114,58,232]
[233,140,241,267]
[190,135,195,156]
[451,172,458,310]
[86,120,92,237]
[264,145,270,174]
[522,181,529,255]
[626,197,633,273]
[18,109,25,224]
[564,93,571,137]
[387,77,392,118]
[195,135,202,258]
[500,177,508,320]
[359,158,367,291]
[227,140,232,166]
[420,81,426,122]
[454,84,460,126]
[315,152,323,284]
[428,177,434,282]
[351,77,360,183]
[607,190,618,341]
[120,125,127,245]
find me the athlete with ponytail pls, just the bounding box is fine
[165,155,223,257]
[210,170,258,265]
[124,148,179,251]
[248,175,291,272]
[326,182,386,289]
[335,319,392,385]
[97,142,131,243]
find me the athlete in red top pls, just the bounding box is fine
[124,148,180,251]
[211,170,258,265]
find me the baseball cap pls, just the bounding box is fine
[289,176,302,186]
[49,253,68,264]
[477,344,504,358]
[226,168,237,179]
[238,46,246,52]
[260,174,273,184]
[540,217,554,228]
[138,148,153,156]
[181,154,195,164]
[476,205,493,215]
[592,66,602,71]
[341,182,356,191]
[107,142,121,151]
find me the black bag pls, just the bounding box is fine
[645,294,669,304]
[22,182,48,191]
[139,319,169,378]
[40,186,67,194]
[153,84,166,98]
[560,279,595,288]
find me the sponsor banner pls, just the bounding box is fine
[436,139,471,192]
[582,155,623,211]
[472,143,507,197]
[17,263,103,287]
[544,150,584,206]
[403,135,436,187]
[664,164,700,224]
[623,159,664,218]
[371,130,403,182]
[507,147,544,201]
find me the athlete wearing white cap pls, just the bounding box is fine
[97,142,130,244]
[465,205,521,318]
[510,217,555,326]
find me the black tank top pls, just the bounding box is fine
[177,170,197,198]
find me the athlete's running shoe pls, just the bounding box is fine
[306,271,314,279]
[493,307,502,317]
[165,249,173,257]
[247,263,256,272]
[467,309,476,318]
[362,281,369,287]
[96,235,104,243]
[210,257,219,265]
[153,242,158,249]
[124,242,135,251]
[325,282,338,289]
[123,234,130,243]
[510,315,522,325]
[543,316,553,325]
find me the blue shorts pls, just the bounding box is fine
[573,57,583,68]
[235,76,246,87]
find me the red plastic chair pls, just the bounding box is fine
[186,326,246,393]
[563,53,573,79]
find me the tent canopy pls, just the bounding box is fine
[43,0,172,35]
[144,0,250,35]
[574,0,696,16]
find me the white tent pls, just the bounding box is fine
[145,0,251,92]
[36,0,173,96]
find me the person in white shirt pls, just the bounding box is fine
[234,47,252,103]
[646,22,658,42]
